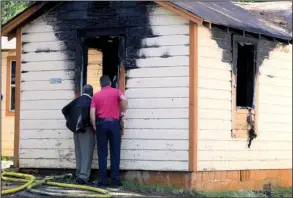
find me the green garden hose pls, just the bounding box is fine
[1,171,112,197]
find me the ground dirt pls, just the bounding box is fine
[1,161,292,197]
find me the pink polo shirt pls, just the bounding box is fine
[91,86,123,120]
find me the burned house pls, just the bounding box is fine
[1,1,292,191]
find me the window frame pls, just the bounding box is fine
[6,56,17,116]
[231,35,259,138]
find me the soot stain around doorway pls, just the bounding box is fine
[42,1,155,92]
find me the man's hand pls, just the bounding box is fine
[90,108,96,131]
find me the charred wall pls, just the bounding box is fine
[24,1,158,90]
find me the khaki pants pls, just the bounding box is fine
[74,127,95,181]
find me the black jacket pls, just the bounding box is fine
[62,94,92,133]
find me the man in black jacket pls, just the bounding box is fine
[62,84,95,184]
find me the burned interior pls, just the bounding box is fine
[235,41,256,109]
[82,36,120,91]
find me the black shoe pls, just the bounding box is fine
[76,178,94,185]
[93,180,108,188]
[110,181,122,188]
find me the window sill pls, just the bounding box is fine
[6,111,15,117]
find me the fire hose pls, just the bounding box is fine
[1,171,112,197]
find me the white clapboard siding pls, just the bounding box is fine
[141,35,188,47]
[198,46,228,60]
[198,150,292,161]
[135,56,189,67]
[264,50,292,61]
[258,103,292,115]
[126,109,188,119]
[20,120,67,130]
[260,75,291,88]
[126,88,188,98]
[148,15,188,26]
[20,110,64,120]
[22,61,75,71]
[260,85,292,97]
[22,80,74,91]
[196,26,292,171]
[125,119,188,129]
[20,100,72,110]
[127,67,188,78]
[258,122,291,133]
[151,24,189,35]
[21,90,75,101]
[20,139,188,150]
[199,56,231,71]
[259,94,291,106]
[198,140,292,151]
[198,25,228,40]
[260,66,292,80]
[198,67,231,81]
[127,98,188,109]
[198,99,232,110]
[20,149,188,161]
[260,58,292,70]
[21,70,75,81]
[23,41,71,52]
[198,38,230,49]
[198,109,232,120]
[197,160,292,171]
[20,159,188,171]
[20,129,189,140]
[257,131,293,141]
[198,130,292,142]
[198,119,231,130]
[137,46,189,57]
[126,77,189,88]
[22,51,74,62]
[258,113,292,124]
[198,89,231,100]
[198,78,231,91]
[22,32,61,42]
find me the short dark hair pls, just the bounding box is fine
[83,84,93,96]
[100,75,111,87]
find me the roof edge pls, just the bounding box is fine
[155,1,203,24]
[1,1,291,42]
[1,2,49,38]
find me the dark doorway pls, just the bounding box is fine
[82,36,120,92]
[236,43,256,108]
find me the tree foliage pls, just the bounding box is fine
[1,1,30,25]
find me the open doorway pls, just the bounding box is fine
[82,36,120,93]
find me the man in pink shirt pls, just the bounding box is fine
[90,75,127,188]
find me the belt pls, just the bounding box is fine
[98,118,119,122]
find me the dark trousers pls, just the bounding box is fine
[96,119,121,185]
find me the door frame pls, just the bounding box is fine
[75,28,126,96]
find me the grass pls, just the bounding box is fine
[122,181,292,198]
[122,181,203,197]
[1,156,14,161]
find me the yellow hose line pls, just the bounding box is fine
[1,171,112,197]
[1,172,35,195]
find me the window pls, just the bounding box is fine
[6,57,16,116]
[232,36,258,138]
[236,42,256,108]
